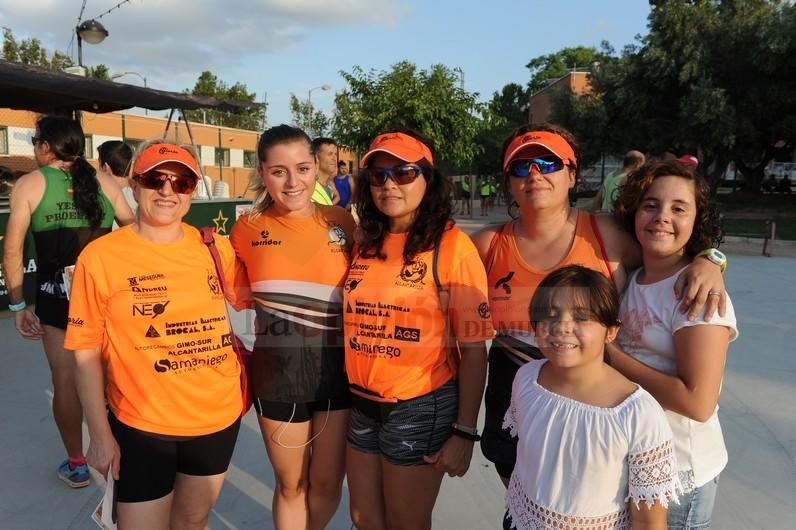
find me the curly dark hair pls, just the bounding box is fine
[614,160,722,256]
[353,129,453,263]
[36,116,104,229]
[499,123,580,218]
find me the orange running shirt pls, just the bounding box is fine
[64,224,243,437]
[230,205,355,402]
[487,209,614,362]
[344,226,494,401]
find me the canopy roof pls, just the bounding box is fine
[0,60,259,114]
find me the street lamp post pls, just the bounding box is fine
[75,19,109,72]
[111,71,148,115]
[307,84,331,137]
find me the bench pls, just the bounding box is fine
[721,212,776,257]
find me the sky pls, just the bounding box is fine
[0,0,652,127]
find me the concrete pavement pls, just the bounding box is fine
[1,209,794,529]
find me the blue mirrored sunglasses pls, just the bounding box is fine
[509,156,567,178]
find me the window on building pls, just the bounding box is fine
[83,135,94,159]
[243,150,257,168]
[215,148,230,167]
[0,127,8,154]
[125,139,143,152]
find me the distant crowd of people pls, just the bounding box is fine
[3,115,739,530]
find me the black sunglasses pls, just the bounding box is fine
[134,170,198,195]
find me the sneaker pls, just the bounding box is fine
[57,460,90,488]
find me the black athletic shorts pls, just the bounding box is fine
[253,393,351,423]
[480,343,542,479]
[109,412,240,503]
[34,284,69,329]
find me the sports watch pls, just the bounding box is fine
[696,248,727,273]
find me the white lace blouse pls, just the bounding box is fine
[503,360,682,530]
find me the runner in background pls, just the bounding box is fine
[231,125,354,530]
[344,130,493,530]
[592,150,645,213]
[460,174,472,215]
[66,141,243,528]
[333,159,356,211]
[311,137,340,206]
[3,116,133,489]
[479,176,491,216]
[470,123,728,487]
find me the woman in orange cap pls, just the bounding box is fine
[343,130,494,530]
[66,140,244,529]
[471,123,729,487]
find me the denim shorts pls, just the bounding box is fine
[667,473,720,529]
[347,380,458,466]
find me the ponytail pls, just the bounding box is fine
[69,157,104,229]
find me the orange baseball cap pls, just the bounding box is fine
[502,131,577,172]
[359,132,434,168]
[133,143,201,179]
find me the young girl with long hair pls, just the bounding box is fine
[504,265,681,530]
[610,160,738,529]
[229,124,355,530]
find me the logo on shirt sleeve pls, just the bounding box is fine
[478,302,491,320]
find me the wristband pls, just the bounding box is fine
[8,300,27,312]
[450,424,481,442]
[696,248,727,273]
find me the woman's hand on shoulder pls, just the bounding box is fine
[674,258,727,321]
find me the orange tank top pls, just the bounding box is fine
[486,209,614,362]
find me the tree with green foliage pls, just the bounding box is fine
[1,27,112,81]
[289,94,330,137]
[473,83,529,176]
[332,61,482,168]
[526,46,601,94]
[184,71,264,131]
[550,1,794,191]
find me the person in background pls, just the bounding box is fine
[479,176,491,216]
[470,123,727,487]
[2,115,134,488]
[610,160,737,529]
[504,265,680,530]
[67,141,244,528]
[97,140,136,228]
[311,137,341,206]
[345,130,493,530]
[232,125,354,530]
[592,150,646,213]
[333,159,356,210]
[460,174,472,215]
[0,165,15,206]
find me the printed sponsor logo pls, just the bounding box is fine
[478,302,491,320]
[252,229,282,247]
[398,259,427,284]
[132,285,168,294]
[153,353,229,373]
[327,224,347,247]
[348,336,401,358]
[349,263,369,272]
[221,333,233,347]
[207,271,221,296]
[145,325,161,338]
[128,273,165,287]
[128,277,139,287]
[394,325,421,342]
[167,338,221,356]
[494,271,514,296]
[67,316,85,327]
[132,301,170,319]
[344,278,362,293]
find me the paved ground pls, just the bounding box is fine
[1,208,794,529]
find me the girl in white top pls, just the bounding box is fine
[609,160,738,529]
[504,265,681,530]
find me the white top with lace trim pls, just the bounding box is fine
[503,360,682,530]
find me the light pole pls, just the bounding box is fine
[307,84,331,137]
[111,71,148,115]
[76,19,108,72]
